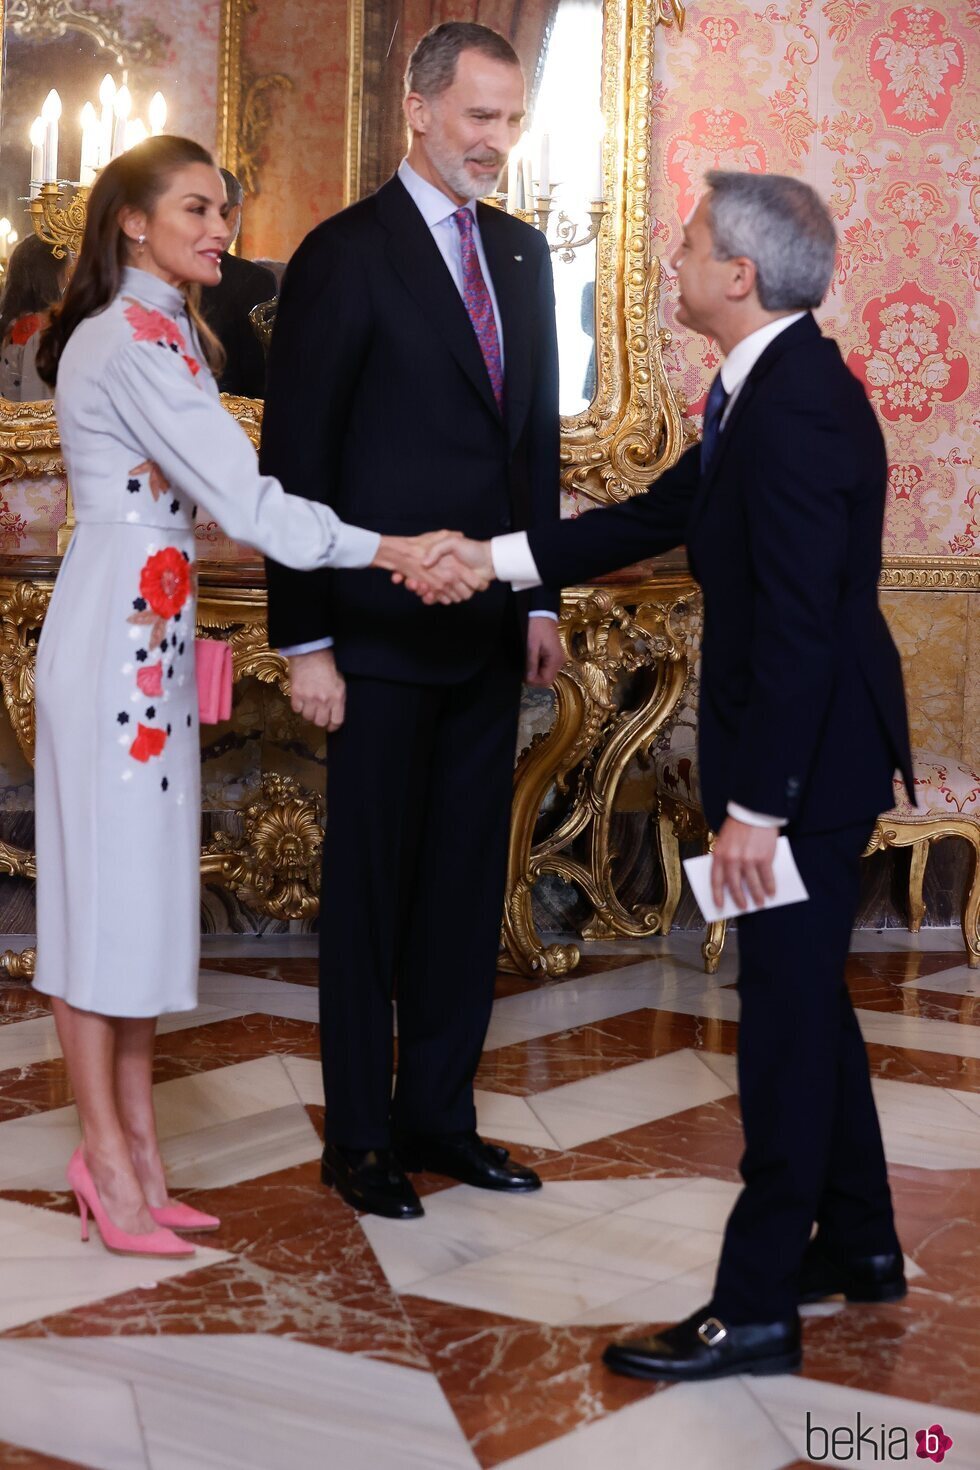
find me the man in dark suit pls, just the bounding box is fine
[423,171,914,1379]
[200,169,277,397]
[260,23,563,1219]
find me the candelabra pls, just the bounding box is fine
[484,193,608,261]
[29,182,90,260]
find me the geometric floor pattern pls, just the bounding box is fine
[1,928,979,1468]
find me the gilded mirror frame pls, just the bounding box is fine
[0,0,260,486]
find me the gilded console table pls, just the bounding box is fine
[0,555,697,980]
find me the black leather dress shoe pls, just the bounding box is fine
[603,1307,801,1382]
[321,1144,424,1219]
[395,1131,542,1192]
[798,1240,907,1304]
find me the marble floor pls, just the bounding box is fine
[1,928,978,1468]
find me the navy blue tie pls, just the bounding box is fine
[701,373,730,473]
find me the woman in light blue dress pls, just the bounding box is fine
[33,136,479,1257]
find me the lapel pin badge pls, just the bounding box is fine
[514,254,523,262]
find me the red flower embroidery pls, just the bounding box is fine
[136,662,163,697]
[139,547,190,618]
[10,312,43,346]
[182,355,201,377]
[129,723,167,762]
[123,298,186,352]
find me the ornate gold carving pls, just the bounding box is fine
[0,839,36,879]
[0,945,37,979]
[0,579,51,763]
[879,557,980,590]
[345,0,365,207]
[864,816,980,968]
[201,772,323,921]
[238,67,293,196]
[6,0,168,65]
[557,0,687,505]
[29,181,91,260]
[218,0,291,194]
[501,572,697,975]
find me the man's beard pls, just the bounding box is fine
[427,134,504,201]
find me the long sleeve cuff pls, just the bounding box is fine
[529,610,558,622]
[491,531,541,590]
[727,802,786,828]
[333,525,381,569]
[279,637,334,656]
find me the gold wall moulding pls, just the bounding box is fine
[6,0,168,65]
[217,0,291,195]
[878,556,980,590]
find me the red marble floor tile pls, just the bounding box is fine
[200,956,319,986]
[401,1294,668,1468]
[0,984,49,1025]
[0,1447,89,1469]
[475,1008,739,1096]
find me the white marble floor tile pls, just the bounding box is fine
[0,1335,478,1470]
[281,1053,324,1106]
[0,1198,229,1334]
[0,1056,320,1191]
[196,970,320,1022]
[408,1245,650,1325]
[0,1345,148,1470]
[0,1004,245,1075]
[871,1077,980,1171]
[526,1049,734,1149]
[474,1089,561,1151]
[747,1373,980,1470]
[566,1260,720,1327]
[693,1049,739,1092]
[499,1377,796,1469]
[363,1184,597,1292]
[849,925,963,954]
[521,1211,720,1285]
[900,962,980,996]
[855,1006,980,1060]
[618,1175,742,1233]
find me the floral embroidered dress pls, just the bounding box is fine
[33,267,379,1017]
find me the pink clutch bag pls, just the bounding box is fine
[195,638,233,724]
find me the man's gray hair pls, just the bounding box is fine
[406,22,520,99]
[704,171,837,310]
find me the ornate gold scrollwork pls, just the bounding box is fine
[218,0,291,194]
[0,578,51,764]
[502,571,697,975]
[864,816,980,969]
[201,771,323,921]
[0,945,36,978]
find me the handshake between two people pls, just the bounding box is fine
[371,530,492,604]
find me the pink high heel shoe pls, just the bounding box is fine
[67,1149,196,1258]
[148,1202,221,1233]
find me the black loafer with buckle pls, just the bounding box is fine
[603,1306,802,1382]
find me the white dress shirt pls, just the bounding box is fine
[281,158,555,656]
[491,312,808,826]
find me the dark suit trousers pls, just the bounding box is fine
[319,651,522,1148]
[712,820,901,1323]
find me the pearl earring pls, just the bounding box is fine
[137,234,146,252]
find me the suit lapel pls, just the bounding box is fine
[694,314,821,504]
[478,203,532,448]
[376,177,501,422]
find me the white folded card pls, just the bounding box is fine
[683,836,809,923]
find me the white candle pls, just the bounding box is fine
[126,119,149,152]
[149,92,167,136]
[98,75,116,168]
[111,86,131,159]
[41,89,62,184]
[0,219,10,263]
[79,102,99,185]
[506,157,518,213]
[521,155,533,210]
[538,132,551,198]
[29,116,45,198]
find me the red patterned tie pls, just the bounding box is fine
[453,207,504,414]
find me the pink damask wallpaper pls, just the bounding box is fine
[646,0,977,561]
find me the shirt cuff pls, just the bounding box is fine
[727,802,786,828]
[528,610,558,622]
[491,531,541,591]
[279,638,334,656]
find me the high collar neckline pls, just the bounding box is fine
[119,267,186,315]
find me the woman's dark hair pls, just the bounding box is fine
[37,134,225,387]
[0,235,66,342]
